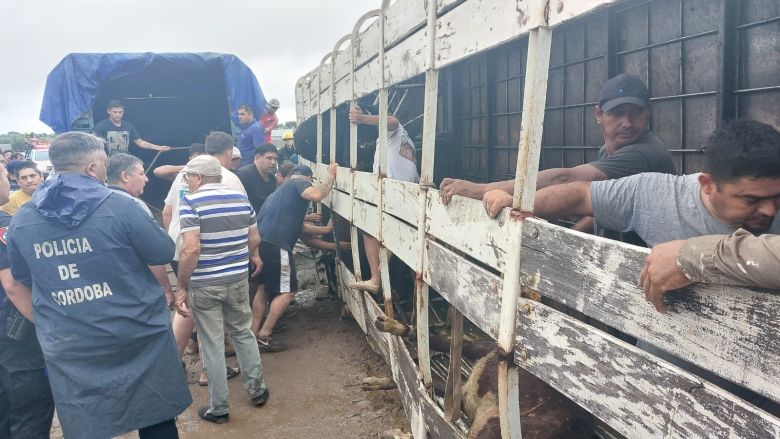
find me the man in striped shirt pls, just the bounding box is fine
[174,155,269,425]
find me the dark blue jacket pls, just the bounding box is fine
[6,173,191,438]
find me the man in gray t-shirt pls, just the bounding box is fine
[483,119,780,248]
[590,172,780,246]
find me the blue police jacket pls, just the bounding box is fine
[6,173,191,438]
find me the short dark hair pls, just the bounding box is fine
[238,105,254,116]
[703,119,780,183]
[13,160,42,178]
[255,143,278,157]
[188,142,206,157]
[107,99,124,110]
[106,153,143,184]
[205,131,234,156]
[50,132,105,171]
[278,162,295,178]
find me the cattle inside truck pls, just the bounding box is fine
[39,52,268,206]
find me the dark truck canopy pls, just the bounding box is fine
[40,52,266,133]
[39,52,267,206]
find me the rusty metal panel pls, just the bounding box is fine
[735,0,780,129]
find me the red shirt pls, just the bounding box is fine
[260,113,278,143]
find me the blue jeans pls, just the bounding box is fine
[190,278,267,415]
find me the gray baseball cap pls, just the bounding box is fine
[598,74,650,112]
[184,155,222,177]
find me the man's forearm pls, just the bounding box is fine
[533,181,593,222]
[678,230,780,288]
[248,227,260,256]
[0,269,33,321]
[312,174,335,199]
[162,205,173,230]
[302,223,331,236]
[150,265,172,291]
[136,139,165,151]
[176,248,199,289]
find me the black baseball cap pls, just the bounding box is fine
[598,74,650,112]
[291,164,313,177]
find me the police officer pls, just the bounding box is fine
[6,132,191,439]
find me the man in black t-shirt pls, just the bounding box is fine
[92,99,171,155]
[235,143,278,213]
[236,143,279,313]
[0,211,55,437]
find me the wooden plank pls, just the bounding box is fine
[363,289,391,359]
[420,391,468,439]
[334,75,352,109]
[520,219,780,404]
[331,189,351,220]
[424,239,501,339]
[353,57,382,99]
[339,261,367,333]
[385,26,430,86]
[332,45,351,84]
[425,189,511,273]
[390,335,425,439]
[353,198,380,237]
[379,247,394,318]
[382,212,420,274]
[353,171,381,204]
[514,297,780,438]
[433,0,531,71]
[384,0,426,49]
[443,307,464,422]
[335,166,352,193]
[383,178,419,227]
[354,18,381,68]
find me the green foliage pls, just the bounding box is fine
[279,120,298,130]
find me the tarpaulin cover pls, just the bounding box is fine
[40,52,266,133]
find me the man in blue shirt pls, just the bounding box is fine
[254,163,337,352]
[236,105,265,167]
[6,132,191,439]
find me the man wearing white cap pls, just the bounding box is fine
[231,147,242,171]
[174,154,269,424]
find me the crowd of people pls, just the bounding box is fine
[2,70,780,438]
[0,96,344,437]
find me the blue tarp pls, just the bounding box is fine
[40,52,267,133]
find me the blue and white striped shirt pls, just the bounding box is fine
[179,183,256,286]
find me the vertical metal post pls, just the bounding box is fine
[414,0,440,393]
[497,16,553,438]
[349,10,381,289]
[377,1,392,318]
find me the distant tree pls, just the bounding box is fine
[280,121,298,130]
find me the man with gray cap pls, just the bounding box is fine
[174,155,268,424]
[441,73,674,234]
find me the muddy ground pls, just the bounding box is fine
[51,296,409,438]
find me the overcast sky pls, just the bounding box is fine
[0,0,374,134]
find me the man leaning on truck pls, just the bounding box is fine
[93,99,171,155]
